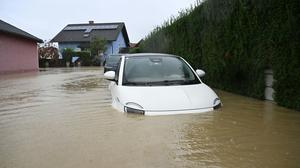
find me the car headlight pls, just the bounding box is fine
[124,102,145,114]
[124,106,145,114]
[213,98,222,110]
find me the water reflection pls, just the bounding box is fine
[61,77,107,92]
[177,91,300,167]
[0,67,299,168]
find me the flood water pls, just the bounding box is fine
[0,67,299,168]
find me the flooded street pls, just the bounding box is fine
[0,67,299,168]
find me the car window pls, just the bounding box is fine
[114,58,122,84]
[122,56,200,86]
[106,56,121,65]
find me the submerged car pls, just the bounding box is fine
[104,53,221,116]
[103,54,121,73]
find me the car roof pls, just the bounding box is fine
[124,53,179,58]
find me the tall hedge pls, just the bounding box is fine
[140,0,300,110]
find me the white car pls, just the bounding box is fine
[104,53,221,116]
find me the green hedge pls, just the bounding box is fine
[62,49,93,66]
[140,0,300,110]
[75,51,92,66]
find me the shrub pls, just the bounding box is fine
[62,48,73,63]
[76,51,92,66]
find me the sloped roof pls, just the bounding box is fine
[51,22,130,47]
[130,39,144,48]
[0,19,43,43]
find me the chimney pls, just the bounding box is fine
[89,20,94,24]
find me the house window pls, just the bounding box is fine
[83,33,89,37]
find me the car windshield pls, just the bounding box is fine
[122,56,200,86]
[106,56,121,65]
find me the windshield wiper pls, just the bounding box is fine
[159,80,198,85]
[123,82,153,86]
[163,80,184,85]
[123,82,138,86]
[124,80,197,86]
[146,80,185,86]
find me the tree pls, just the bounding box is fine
[62,48,73,63]
[38,42,59,60]
[90,37,107,56]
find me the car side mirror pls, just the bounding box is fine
[196,69,205,77]
[104,71,116,81]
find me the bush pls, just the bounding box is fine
[129,47,141,53]
[62,49,94,66]
[39,59,65,67]
[75,51,92,66]
[62,48,73,63]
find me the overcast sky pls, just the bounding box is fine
[0,0,196,43]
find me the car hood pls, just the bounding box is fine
[117,83,219,111]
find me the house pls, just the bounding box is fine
[51,21,130,57]
[0,20,43,73]
[129,39,143,48]
[119,39,143,53]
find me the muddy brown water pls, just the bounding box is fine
[0,67,299,168]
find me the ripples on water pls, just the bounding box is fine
[0,67,299,168]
